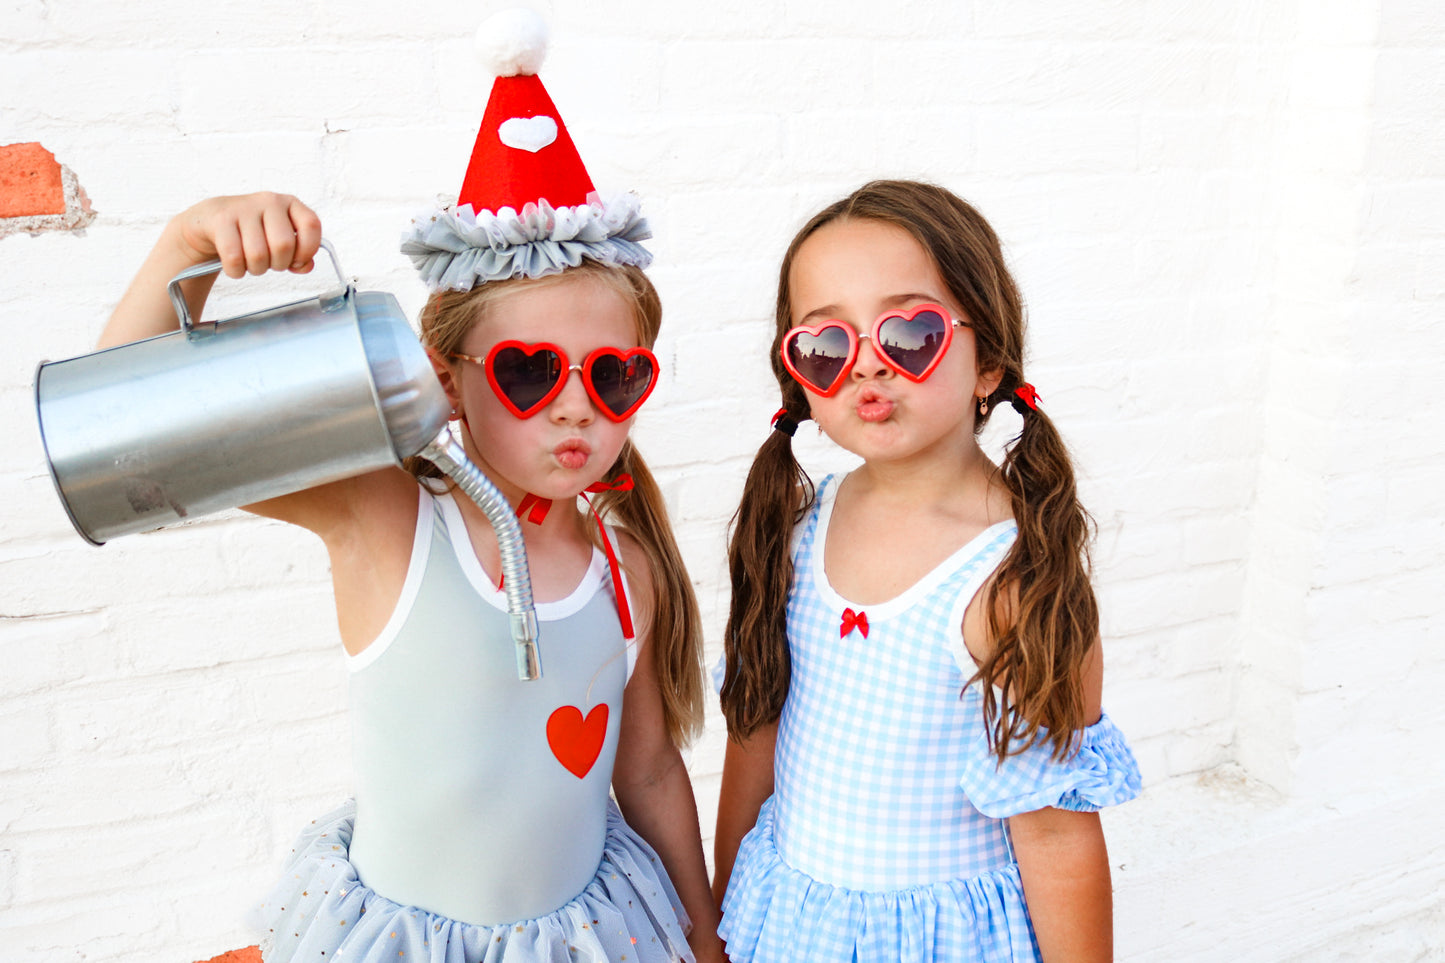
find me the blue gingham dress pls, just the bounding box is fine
[719,475,1141,962]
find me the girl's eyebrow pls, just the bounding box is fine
[796,293,944,325]
[796,304,843,325]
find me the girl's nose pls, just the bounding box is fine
[548,366,596,425]
[851,336,891,381]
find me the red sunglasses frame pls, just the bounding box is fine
[453,340,659,423]
[780,302,966,397]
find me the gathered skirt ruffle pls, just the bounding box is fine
[256,798,693,963]
[719,798,1039,963]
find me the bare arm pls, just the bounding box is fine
[100,192,322,349]
[1010,643,1112,961]
[612,549,724,963]
[711,721,776,908]
[965,582,1114,959]
[96,192,408,541]
[1010,807,1113,963]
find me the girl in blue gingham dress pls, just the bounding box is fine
[714,180,1142,962]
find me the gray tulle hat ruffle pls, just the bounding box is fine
[401,192,653,291]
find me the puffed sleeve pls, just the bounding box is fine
[959,696,1142,819]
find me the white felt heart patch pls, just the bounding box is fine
[498,115,559,153]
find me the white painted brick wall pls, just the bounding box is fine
[2,2,1442,961]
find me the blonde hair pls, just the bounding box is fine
[406,262,705,747]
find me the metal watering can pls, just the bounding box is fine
[35,241,542,679]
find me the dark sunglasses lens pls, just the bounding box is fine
[588,353,656,417]
[492,346,562,412]
[786,326,853,392]
[877,309,949,377]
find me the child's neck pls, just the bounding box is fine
[852,438,1000,512]
[826,442,1011,606]
[443,455,597,602]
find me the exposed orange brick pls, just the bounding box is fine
[0,142,66,218]
[195,947,262,963]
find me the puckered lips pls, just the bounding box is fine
[553,438,591,470]
[855,385,895,423]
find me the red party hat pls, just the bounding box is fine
[402,9,652,291]
[458,71,595,214]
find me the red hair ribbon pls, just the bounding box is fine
[771,407,799,437]
[1014,384,1041,411]
[840,608,869,639]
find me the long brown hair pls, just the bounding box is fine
[722,180,1096,762]
[407,262,705,747]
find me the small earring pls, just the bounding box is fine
[978,395,989,416]
[817,422,824,436]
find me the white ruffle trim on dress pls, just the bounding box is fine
[401,192,653,290]
[255,798,693,963]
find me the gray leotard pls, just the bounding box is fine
[345,486,635,925]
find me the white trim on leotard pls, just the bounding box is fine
[808,474,1017,624]
[439,491,638,682]
[436,490,607,622]
[944,527,1019,676]
[346,487,636,682]
[347,485,436,673]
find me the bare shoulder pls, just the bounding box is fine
[1080,639,1104,723]
[961,569,1010,667]
[962,573,1106,725]
[307,468,426,655]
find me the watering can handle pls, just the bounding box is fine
[166,238,348,333]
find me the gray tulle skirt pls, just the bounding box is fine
[255,798,693,963]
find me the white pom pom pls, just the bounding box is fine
[474,8,549,77]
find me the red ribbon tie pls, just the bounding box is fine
[516,492,553,524]
[501,475,636,610]
[586,474,634,494]
[1014,384,1041,410]
[840,608,869,639]
[580,474,637,641]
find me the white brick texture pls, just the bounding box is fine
[2,2,1442,961]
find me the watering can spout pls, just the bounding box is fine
[419,430,543,681]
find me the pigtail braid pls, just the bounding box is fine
[721,380,814,739]
[976,394,1098,762]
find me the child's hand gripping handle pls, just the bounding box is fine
[166,239,349,334]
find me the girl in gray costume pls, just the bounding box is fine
[99,12,721,962]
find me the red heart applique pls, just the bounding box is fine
[546,705,609,779]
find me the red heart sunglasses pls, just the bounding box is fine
[452,341,659,423]
[780,303,966,397]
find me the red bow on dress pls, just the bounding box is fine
[840,608,869,639]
